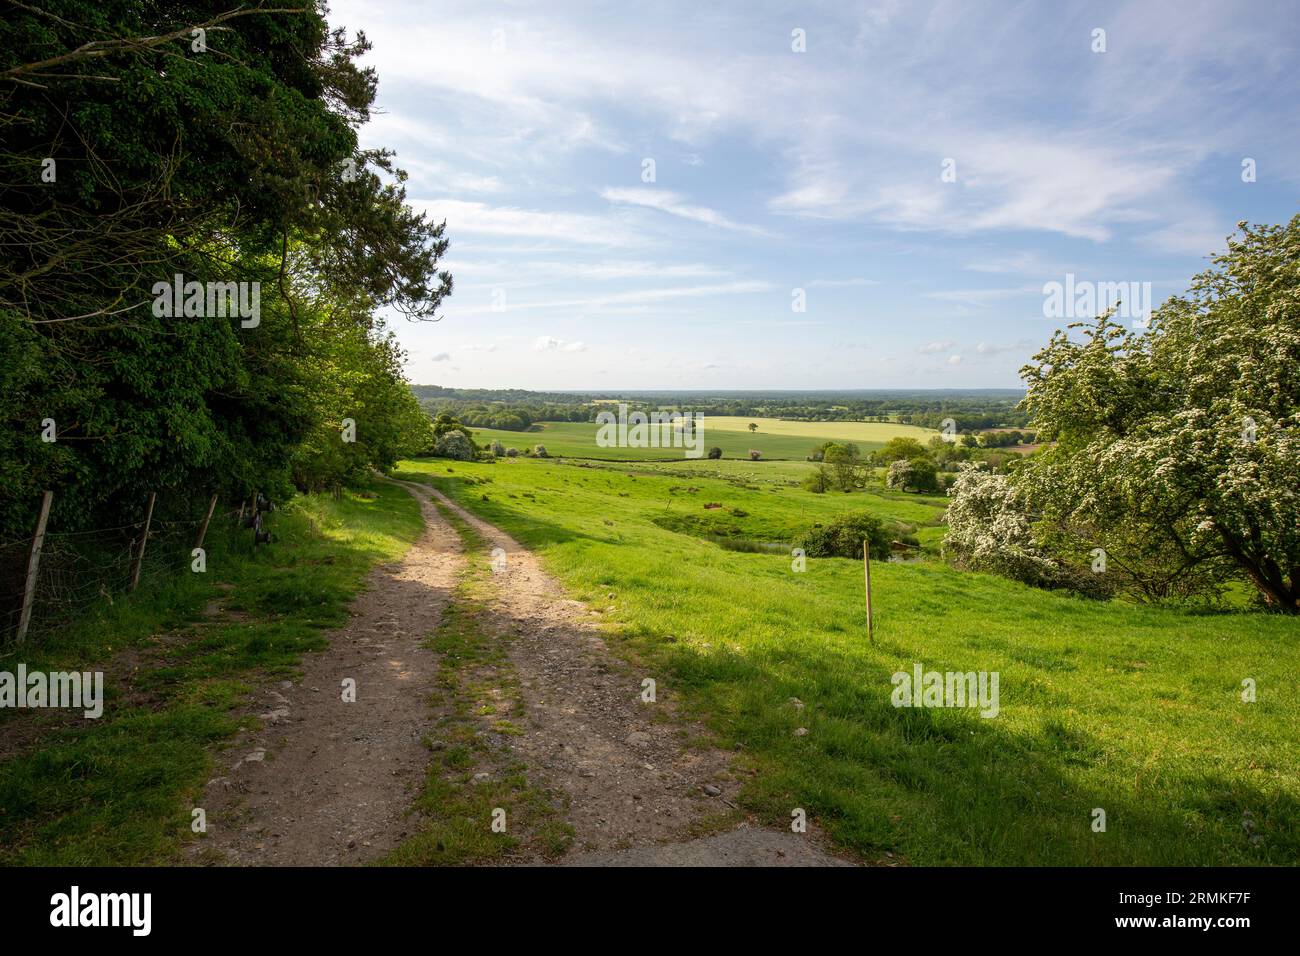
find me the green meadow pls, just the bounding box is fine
[468,416,938,461]
[395,455,1300,866]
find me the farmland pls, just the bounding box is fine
[467,417,939,461]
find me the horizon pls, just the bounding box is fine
[411,385,1028,395]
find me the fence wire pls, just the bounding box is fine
[0,500,263,647]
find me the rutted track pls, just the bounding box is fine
[193,478,851,866]
[421,484,851,866]
[191,483,462,865]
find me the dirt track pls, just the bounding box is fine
[194,479,850,866]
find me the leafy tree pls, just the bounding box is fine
[748,422,758,433]
[1017,218,1300,611]
[0,3,453,542]
[875,436,928,465]
[906,456,940,493]
[801,465,833,493]
[823,442,865,490]
[885,459,913,491]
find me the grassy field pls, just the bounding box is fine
[469,416,937,461]
[0,482,423,865]
[395,455,1300,866]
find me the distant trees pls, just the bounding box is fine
[884,455,940,493]
[873,437,928,465]
[432,412,475,444]
[976,429,1035,448]
[885,459,913,491]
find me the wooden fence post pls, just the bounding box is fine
[195,494,218,551]
[129,492,156,593]
[15,490,53,644]
[863,539,874,643]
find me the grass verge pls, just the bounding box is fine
[0,480,422,865]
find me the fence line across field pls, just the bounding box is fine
[1,490,273,648]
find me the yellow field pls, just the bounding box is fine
[692,416,936,442]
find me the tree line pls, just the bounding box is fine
[0,2,449,551]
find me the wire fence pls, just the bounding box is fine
[0,493,272,648]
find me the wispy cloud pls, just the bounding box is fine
[534,336,586,352]
[600,188,770,235]
[413,199,639,247]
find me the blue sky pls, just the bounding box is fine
[330,0,1300,389]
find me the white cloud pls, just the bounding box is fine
[413,198,638,247]
[533,336,586,352]
[919,340,954,354]
[451,280,774,317]
[600,188,769,235]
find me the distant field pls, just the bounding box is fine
[695,416,935,443]
[469,417,937,461]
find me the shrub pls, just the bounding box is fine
[533,444,549,458]
[707,446,722,459]
[433,430,476,461]
[505,447,518,457]
[943,465,1058,586]
[489,440,505,457]
[748,449,761,460]
[885,459,912,490]
[798,512,892,561]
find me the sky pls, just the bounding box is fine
[329,0,1300,390]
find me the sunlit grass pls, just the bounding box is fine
[396,456,1299,866]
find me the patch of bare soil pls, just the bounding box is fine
[423,486,852,867]
[190,485,463,865]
